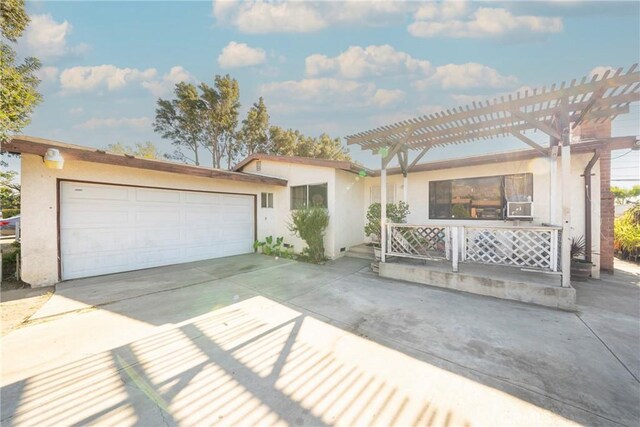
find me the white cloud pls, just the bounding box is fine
[415,63,518,90]
[36,66,59,83]
[75,117,152,130]
[142,66,195,97]
[218,41,267,68]
[69,107,84,115]
[372,89,405,108]
[60,65,157,92]
[213,0,410,34]
[409,4,563,39]
[450,85,535,106]
[22,14,89,60]
[305,45,431,79]
[589,65,616,79]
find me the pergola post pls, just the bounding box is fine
[561,126,572,287]
[549,138,559,224]
[380,158,387,263]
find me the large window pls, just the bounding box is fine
[290,183,328,210]
[429,173,532,220]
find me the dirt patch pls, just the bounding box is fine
[1,287,54,336]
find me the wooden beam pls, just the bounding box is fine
[509,110,562,139]
[408,146,431,170]
[511,132,548,155]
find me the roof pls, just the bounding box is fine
[233,153,372,175]
[346,64,640,167]
[3,136,288,186]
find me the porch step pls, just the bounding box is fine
[345,244,375,260]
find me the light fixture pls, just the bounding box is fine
[44,148,64,169]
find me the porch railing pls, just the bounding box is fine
[386,223,561,273]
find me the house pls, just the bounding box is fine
[4,65,638,310]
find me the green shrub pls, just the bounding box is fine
[288,207,329,263]
[1,209,19,219]
[2,241,20,280]
[253,236,294,258]
[364,202,410,242]
[614,205,640,259]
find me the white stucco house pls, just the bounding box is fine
[4,65,639,310]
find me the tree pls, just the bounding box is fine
[611,185,640,205]
[0,0,42,145]
[1,170,20,210]
[153,82,204,165]
[106,142,162,159]
[267,126,351,160]
[200,75,240,169]
[313,133,350,160]
[239,97,269,155]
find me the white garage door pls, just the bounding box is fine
[60,181,255,280]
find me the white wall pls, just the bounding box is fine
[334,170,366,257]
[20,154,281,287]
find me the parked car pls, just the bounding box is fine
[0,215,20,236]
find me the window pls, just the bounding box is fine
[370,184,396,204]
[290,183,328,209]
[429,173,532,220]
[256,161,262,172]
[261,192,273,208]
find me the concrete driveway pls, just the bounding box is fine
[1,254,638,426]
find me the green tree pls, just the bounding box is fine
[611,185,640,205]
[200,75,240,169]
[1,170,20,210]
[0,0,42,145]
[106,142,162,159]
[267,126,350,160]
[239,97,269,155]
[313,133,350,160]
[153,82,204,165]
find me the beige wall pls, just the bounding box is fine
[334,170,366,257]
[20,154,280,287]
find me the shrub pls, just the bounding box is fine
[614,204,640,260]
[253,236,294,258]
[1,209,19,219]
[364,202,410,242]
[288,207,329,263]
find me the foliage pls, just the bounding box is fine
[451,204,470,219]
[106,142,162,159]
[614,204,640,259]
[570,236,586,260]
[364,202,411,242]
[611,185,640,205]
[239,97,270,155]
[253,236,294,258]
[154,82,204,165]
[1,0,41,145]
[268,126,351,160]
[2,241,20,281]
[2,208,19,218]
[1,170,20,210]
[288,207,329,264]
[200,75,240,169]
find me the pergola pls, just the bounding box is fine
[346,64,640,286]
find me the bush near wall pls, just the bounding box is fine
[614,204,640,262]
[1,209,19,219]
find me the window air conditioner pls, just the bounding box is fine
[506,201,533,219]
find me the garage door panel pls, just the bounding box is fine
[62,229,134,255]
[63,184,130,201]
[136,189,181,203]
[61,182,255,280]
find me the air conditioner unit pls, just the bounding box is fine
[507,201,533,219]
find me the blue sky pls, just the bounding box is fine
[10,1,640,184]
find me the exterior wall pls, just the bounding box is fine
[244,159,340,258]
[599,148,615,273]
[20,154,280,287]
[334,170,366,257]
[362,153,601,272]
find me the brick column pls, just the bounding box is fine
[599,148,615,273]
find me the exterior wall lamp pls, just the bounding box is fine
[44,148,64,169]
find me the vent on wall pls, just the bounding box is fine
[256,161,262,172]
[340,247,346,252]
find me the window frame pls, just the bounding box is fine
[290,183,328,210]
[261,192,274,209]
[428,173,533,221]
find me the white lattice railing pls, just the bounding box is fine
[384,223,560,272]
[463,226,560,271]
[387,224,450,261]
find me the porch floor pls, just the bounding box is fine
[380,257,574,310]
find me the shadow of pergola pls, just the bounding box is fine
[0,296,489,426]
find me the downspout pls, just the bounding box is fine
[584,149,600,263]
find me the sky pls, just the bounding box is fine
[7,0,640,185]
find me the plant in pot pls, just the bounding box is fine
[365,202,410,269]
[570,236,592,281]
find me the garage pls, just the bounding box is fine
[60,181,255,280]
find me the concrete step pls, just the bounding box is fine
[345,244,375,260]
